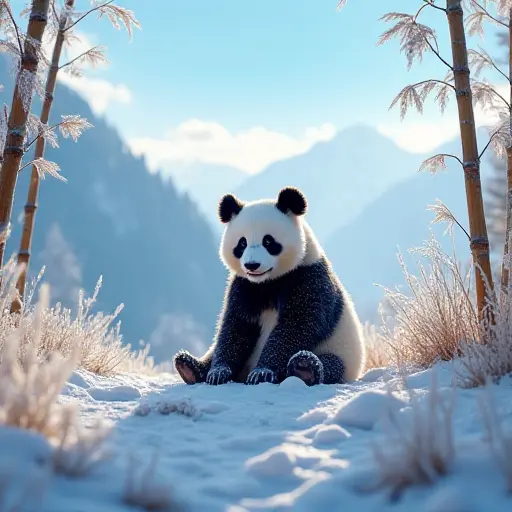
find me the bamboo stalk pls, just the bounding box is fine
[500,8,512,305]
[0,0,51,274]
[446,0,494,320]
[11,0,74,313]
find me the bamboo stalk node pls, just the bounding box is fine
[7,127,25,137]
[3,146,24,157]
[18,249,29,256]
[21,55,38,67]
[453,65,470,73]
[446,3,463,14]
[470,236,490,251]
[29,11,48,22]
[455,88,471,96]
[462,160,479,169]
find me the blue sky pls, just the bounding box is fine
[11,1,507,174]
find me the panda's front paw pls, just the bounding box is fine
[245,368,277,385]
[206,366,232,386]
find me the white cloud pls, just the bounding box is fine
[58,73,132,115]
[377,83,509,153]
[377,118,460,154]
[52,31,132,115]
[128,119,337,174]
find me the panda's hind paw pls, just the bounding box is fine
[245,368,277,385]
[287,351,324,386]
[174,350,203,385]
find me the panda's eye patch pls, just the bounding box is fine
[262,235,274,247]
[233,236,247,259]
[262,234,282,256]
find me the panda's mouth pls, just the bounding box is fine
[246,267,273,277]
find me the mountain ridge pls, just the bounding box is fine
[0,63,225,363]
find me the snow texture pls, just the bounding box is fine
[3,362,512,511]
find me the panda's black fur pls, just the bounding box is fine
[174,187,365,386]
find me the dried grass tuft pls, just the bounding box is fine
[0,275,110,485]
[378,236,479,369]
[0,259,164,377]
[363,322,393,371]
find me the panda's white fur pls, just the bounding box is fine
[220,199,310,283]
[219,196,366,383]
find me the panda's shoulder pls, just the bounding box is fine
[298,256,335,280]
[283,258,338,293]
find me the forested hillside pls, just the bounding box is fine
[1,64,224,362]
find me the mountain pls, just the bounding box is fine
[233,125,429,242]
[0,64,226,363]
[167,162,248,222]
[325,130,498,323]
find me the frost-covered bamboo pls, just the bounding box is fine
[500,7,512,303]
[370,0,495,321]
[13,0,75,312]
[0,0,51,273]
[10,0,138,311]
[446,0,494,319]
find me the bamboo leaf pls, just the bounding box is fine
[389,80,454,119]
[468,47,509,81]
[60,45,108,75]
[420,154,449,174]
[58,115,93,142]
[95,3,140,37]
[465,11,487,38]
[427,199,461,236]
[472,80,510,111]
[487,115,511,159]
[30,157,67,182]
[378,12,439,70]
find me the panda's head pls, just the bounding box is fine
[218,187,309,283]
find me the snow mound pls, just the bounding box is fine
[328,388,408,430]
[360,367,389,382]
[279,376,307,390]
[18,361,512,511]
[313,424,351,445]
[245,445,297,478]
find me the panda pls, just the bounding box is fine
[173,186,366,386]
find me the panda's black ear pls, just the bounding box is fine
[276,187,307,216]
[218,194,243,223]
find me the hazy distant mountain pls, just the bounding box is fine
[0,64,225,362]
[167,162,248,221]
[325,130,498,323]
[233,125,429,242]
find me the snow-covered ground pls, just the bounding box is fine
[3,363,512,511]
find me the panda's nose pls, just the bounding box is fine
[244,262,261,271]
